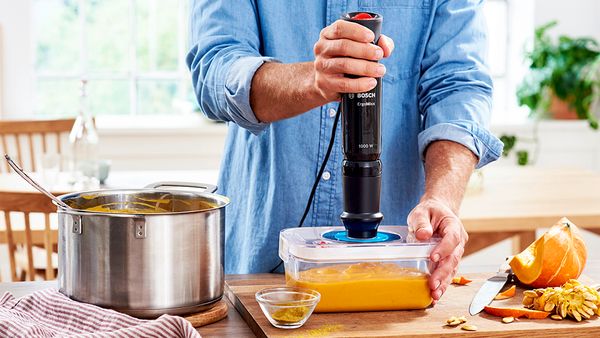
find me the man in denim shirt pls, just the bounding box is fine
[187,0,503,301]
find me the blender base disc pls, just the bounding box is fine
[322,230,401,243]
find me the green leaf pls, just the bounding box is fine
[499,135,517,157]
[516,151,529,166]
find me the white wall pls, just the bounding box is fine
[96,115,227,171]
[534,0,600,42]
[0,0,33,116]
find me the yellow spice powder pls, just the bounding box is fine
[271,306,310,323]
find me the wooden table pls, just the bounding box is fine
[461,167,600,255]
[1,261,598,337]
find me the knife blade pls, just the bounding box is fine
[469,263,512,315]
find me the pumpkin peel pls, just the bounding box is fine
[483,306,550,319]
[451,276,472,285]
[494,285,516,300]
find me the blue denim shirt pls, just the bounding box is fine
[187,0,503,274]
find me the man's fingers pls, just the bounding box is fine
[314,38,383,61]
[407,207,433,241]
[429,247,463,300]
[429,216,464,263]
[320,20,375,43]
[378,34,394,57]
[430,251,460,289]
[315,57,386,78]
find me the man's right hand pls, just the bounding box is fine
[249,20,394,123]
[312,20,395,102]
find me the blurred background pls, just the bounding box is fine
[0,0,599,281]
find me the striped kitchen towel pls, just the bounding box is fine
[0,288,201,338]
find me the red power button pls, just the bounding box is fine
[352,12,373,20]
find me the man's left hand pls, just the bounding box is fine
[407,197,469,302]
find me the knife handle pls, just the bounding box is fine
[499,259,513,281]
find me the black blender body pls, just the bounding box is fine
[340,12,384,239]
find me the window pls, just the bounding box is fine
[32,0,193,117]
[483,0,535,124]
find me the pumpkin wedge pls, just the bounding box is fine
[483,306,550,319]
[509,217,587,288]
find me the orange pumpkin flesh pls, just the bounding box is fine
[494,285,516,300]
[451,276,472,285]
[483,306,549,319]
[509,217,587,288]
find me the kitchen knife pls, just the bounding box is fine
[469,262,513,315]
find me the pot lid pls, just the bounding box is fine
[279,226,439,262]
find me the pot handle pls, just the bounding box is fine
[145,181,218,193]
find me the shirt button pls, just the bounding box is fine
[328,108,336,118]
[322,171,331,180]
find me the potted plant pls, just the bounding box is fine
[501,21,600,165]
[517,21,600,128]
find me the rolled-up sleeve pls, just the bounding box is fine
[417,0,503,168]
[186,0,278,135]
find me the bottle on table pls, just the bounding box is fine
[68,78,99,190]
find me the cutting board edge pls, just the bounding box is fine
[225,283,268,338]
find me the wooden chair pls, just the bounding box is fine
[0,191,58,281]
[0,118,75,172]
[0,118,74,281]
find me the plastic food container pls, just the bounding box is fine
[279,226,439,313]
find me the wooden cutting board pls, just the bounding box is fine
[225,273,600,337]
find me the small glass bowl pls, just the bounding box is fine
[255,287,320,329]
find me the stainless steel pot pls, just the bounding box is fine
[57,182,229,318]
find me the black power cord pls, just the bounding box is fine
[269,103,342,273]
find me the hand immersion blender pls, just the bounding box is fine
[340,12,384,239]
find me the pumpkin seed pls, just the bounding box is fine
[560,303,568,318]
[578,306,591,318]
[461,325,477,331]
[551,314,563,320]
[502,316,514,323]
[582,305,595,316]
[446,316,462,326]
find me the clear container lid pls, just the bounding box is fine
[279,226,440,262]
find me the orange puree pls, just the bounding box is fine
[286,262,432,312]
